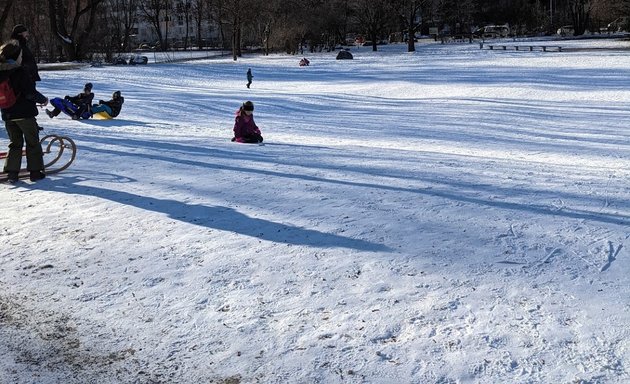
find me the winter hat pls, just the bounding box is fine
[113,91,121,99]
[11,24,27,37]
[242,101,254,111]
[0,40,22,61]
[84,82,93,91]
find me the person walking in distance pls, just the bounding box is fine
[246,68,253,88]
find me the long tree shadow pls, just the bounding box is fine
[75,141,630,215]
[50,176,389,252]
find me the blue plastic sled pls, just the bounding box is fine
[50,97,92,119]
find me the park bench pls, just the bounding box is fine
[483,44,562,52]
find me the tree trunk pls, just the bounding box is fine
[570,0,592,36]
[232,17,238,60]
[48,0,104,61]
[0,0,14,36]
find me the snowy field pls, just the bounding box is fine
[1,38,629,383]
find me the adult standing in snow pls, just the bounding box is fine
[246,68,253,88]
[231,101,263,143]
[0,40,48,182]
[10,24,40,83]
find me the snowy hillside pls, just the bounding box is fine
[1,38,629,383]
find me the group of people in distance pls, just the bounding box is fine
[1,23,264,184]
[0,23,128,183]
[46,82,124,121]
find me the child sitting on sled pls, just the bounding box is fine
[231,101,263,143]
[46,82,94,120]
[91,90,124,118]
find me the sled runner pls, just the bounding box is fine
[0,134,77,182]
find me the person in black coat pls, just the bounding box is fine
[0,40,48,182]
[10,24,40,83]
[91,90,125,118]
[46,82,94,119]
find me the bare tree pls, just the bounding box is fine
[174,0,192,49]
[102,0,139,53]
[209,0,228,49]
[391,0,424,52]
[47,0,105,61]
[569,0,593,35]
[351,0,394,51]
[214,0,242,59]
[0,0,15,37]
[139,0,172,50]
[191,0,212,49]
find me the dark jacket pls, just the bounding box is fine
[11,35,40,82]
[98,96,124,117]
[0,62,47,121]
[66,92,94,109]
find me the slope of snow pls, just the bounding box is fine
[1,39,629,383]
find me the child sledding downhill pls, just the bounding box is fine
[46,82,94,120]
[92,91,124,119]
[231,101,263,144]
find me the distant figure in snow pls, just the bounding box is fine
[91,90,125,118]
[246,68,253,88]
[231,101,263,143]
[46,82,94,120]
[299,58,310,66]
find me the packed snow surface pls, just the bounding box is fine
[1,38,629,383]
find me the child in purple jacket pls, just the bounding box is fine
[231,101,263,143]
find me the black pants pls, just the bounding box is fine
[3,117,44,172]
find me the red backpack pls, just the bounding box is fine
[0,78,17,109]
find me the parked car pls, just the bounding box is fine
[557,25,574,36]
[472,26,485,38]
[477,25,510,38]
[112,56,127,65]
[129,55,148,65]
[607,17,629,32]
[137,43,156,51]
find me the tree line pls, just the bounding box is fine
[0,0,628,62]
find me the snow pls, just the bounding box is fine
[1,38,629,383]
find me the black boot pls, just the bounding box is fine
[29,170,46,182]
[7,171,18,183]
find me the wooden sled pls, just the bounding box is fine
[0,134,77,182]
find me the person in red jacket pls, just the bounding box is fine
[231,101,263,143]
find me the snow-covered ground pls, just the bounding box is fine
[1,38,629,383]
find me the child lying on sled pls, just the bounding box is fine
[46,82,94,120]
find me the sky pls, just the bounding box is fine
[1,37,629,383]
